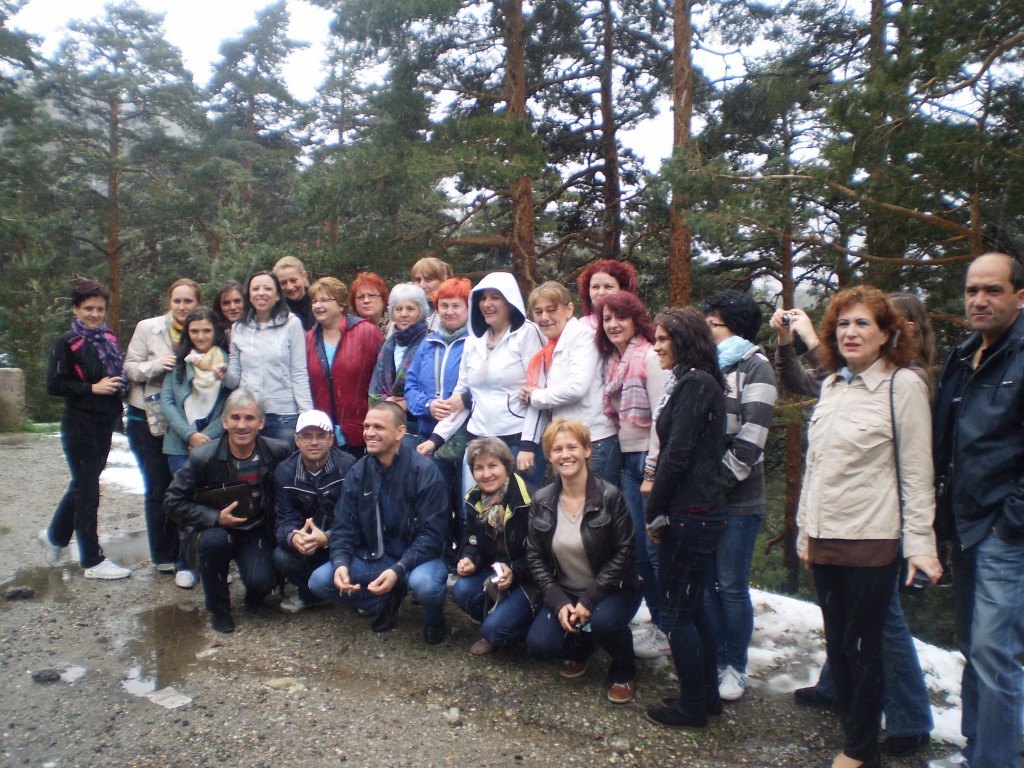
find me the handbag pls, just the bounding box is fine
[889,370,928,596]
[144,392,168,437]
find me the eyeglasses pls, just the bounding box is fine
[310,298,337,306]
[296,431,331,442]
[355,293,381,301]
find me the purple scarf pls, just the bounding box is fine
[369,319,428,404]
[72,317,123,378]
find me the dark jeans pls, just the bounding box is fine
[49,411,115,569]
[452,573,535,646]
[659,507,727,710]
[526,586,641,684]
[273,545,330,603]
[811,579,934,737]
[813,560,899,763]
[196,526,277,616]
[589,435,622,488]
[126,407,177,567]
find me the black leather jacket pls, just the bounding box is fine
[526,473,638,613]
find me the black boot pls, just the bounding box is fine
[371,582,407,633]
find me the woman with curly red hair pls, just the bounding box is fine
[577,259,639,330]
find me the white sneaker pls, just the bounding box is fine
[927,753,968,768]
[279,594,325,614]
[632,623,671,659]
[83,559,131,580]
[174,570,197,589]
[718,665,746,701]
[38,529,61,567]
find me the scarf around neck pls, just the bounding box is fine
[371,319,428,401]
[71,317,123,379]
[717,335,754,369]
[477,477,511,534]
[166,312,184,346]
[603,336,653,428]
[526,338,557,387]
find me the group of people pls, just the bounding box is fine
[39,252,1024,768]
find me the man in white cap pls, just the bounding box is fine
[273,409,356,613]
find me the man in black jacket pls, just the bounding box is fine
[308,401,450,644]
[273,410,354,614]
[932,253,1024,768]
[165,390,293,633]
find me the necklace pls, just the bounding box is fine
[560,495,586,521]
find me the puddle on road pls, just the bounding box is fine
[1,565,74,604]
[110,604,208,696]
[98,530,153,567]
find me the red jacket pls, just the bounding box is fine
[306,317,383,448]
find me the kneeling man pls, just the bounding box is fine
[309,401,450,644]
[273,410,355,613]
[165,390,293,632]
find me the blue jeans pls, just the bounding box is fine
[703,511,761,673]
[659,508,727,709]
[589,435,621,487]
[126,407,177,567]
[452,573,535,646]
[273,545,330,603]
[813,579,934,737]
[309,555,449,627]
[954,532,1024,768]
[620,450,660,626]
[526,586,642,684]
[261,413,297,443]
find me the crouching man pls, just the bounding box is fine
[309,401,450,644]
[165,390,293,633]
[273,410,355,614]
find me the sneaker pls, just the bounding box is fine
[718,666,746,701]
[560,659,590,679]
[38,530,62,567]
[927,752,968,768]
[632,624,671,659]
[83,559,131,580]
[155,562,176,574]
[607,681,635,704]
[279,593,325,614]
[174,570,197,589]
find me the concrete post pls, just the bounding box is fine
[0,368,26,431]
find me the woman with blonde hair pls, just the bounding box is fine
[411,256,454,332]
[273,255,315,331]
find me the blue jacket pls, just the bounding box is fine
[160,362,228,457]
[273,446,356,549]
[934,310,1024,548]
[328,446,448,581]
[404,330,468,437]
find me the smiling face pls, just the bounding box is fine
[653,325,675,370]
[472,453,509,496]
[188,319,216,354]
[589,272,620,313]
[276,266,308,302]
[73,296,107,330]
[249,275,280,321]
[219,290,244,323]
[354,288,385,324]
[362,407,405,464]
[169,285,199,325]
[532,298,573,341]
[835,303,889,374]
[391,299,422,331]
[222,402,265,456]
[478,289,512,333]
[548,430,591,483]
[437,296,468,333]
[310,289,343,330]
[602,309,636,354]
[295,426,333,464]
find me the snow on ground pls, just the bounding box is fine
[99,437,968,745]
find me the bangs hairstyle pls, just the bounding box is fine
[71,278,109,308]
[434,277,472,304]
[388,283,429,319]
[466,437,515,478]
[411,257,453,282]
[349,272,389,308]
[528,280,572,311]
[213,280,243,316]
[309,277,349,311]
[577,259,639,316]
[243,270,289,325]
[175,306,226,382]
[594,292,656,359]
[817,286,914,374]
[168,277,201,304]
[654,306,726,390]
[541,419,592,466]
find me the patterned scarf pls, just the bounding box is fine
[370,319,428,403]
[167,312,184,346]
[652,369,678,421]
[526,338,557,387]
[603,336,653,428]
[71,317,123,378]
[477,477,511,534]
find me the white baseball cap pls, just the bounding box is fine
[295,410,333,434]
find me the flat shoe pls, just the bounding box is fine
[607,681,635,704]
[880,733,929,757]
[469,638,496,656]
[560,659,589,679]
